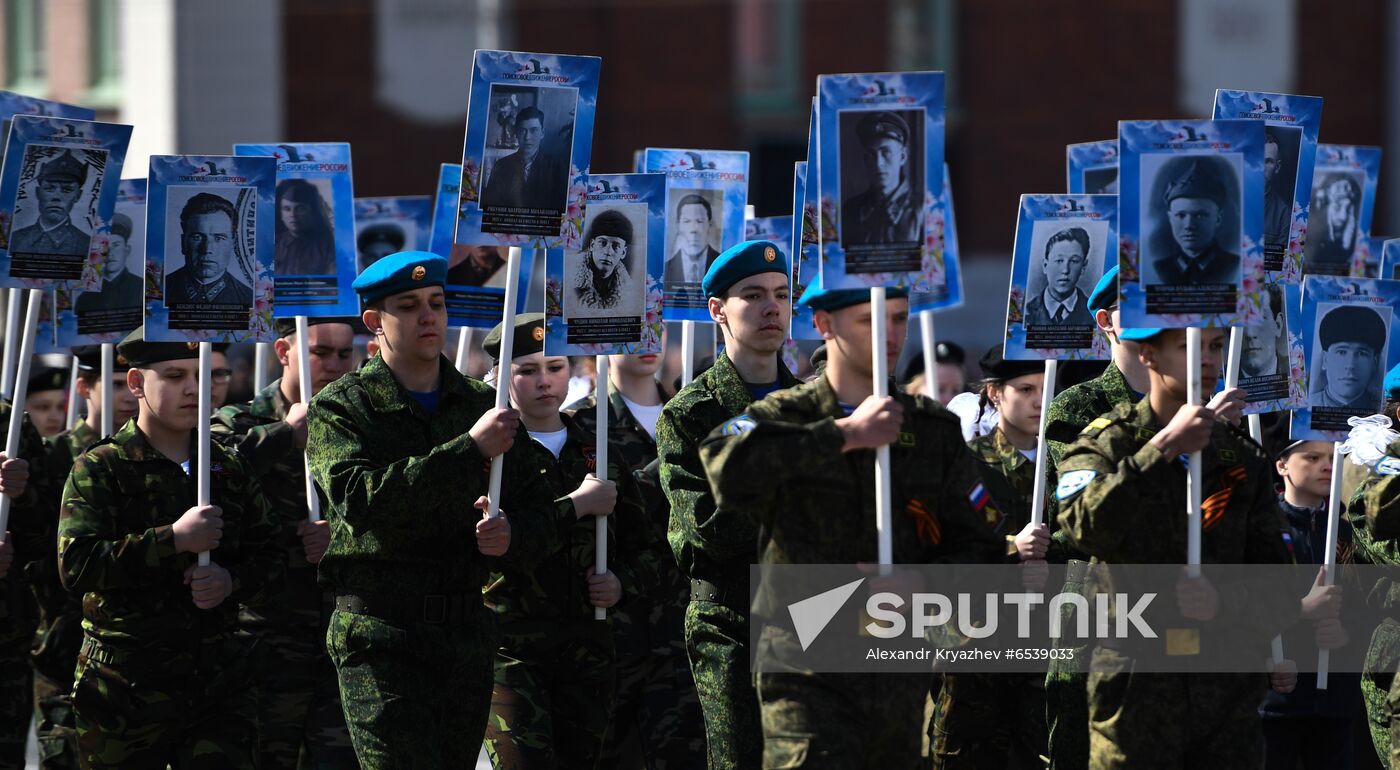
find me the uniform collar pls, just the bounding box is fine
[251,378,292,421]
[989,426,1031,469]
[705,350,799,416]
[360,353,469,414]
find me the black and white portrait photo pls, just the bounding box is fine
[1305,170,1364,276]
[1262,127,1301,264]
[663,189,722,287]
[1141,155,1242,288]
[356,221,405,273]
[1083,167,1119,196]
[1239,282,1290,403]
[75,208,143,316]
[163,188,255,329]
[8,145,105,278]
[1308,302,1388,421]
[478,84,576,218]
[838,109,924,251]
[447,244,508,288]
[566,204,644,321]
[1021,219,1108,350]
[275,178,336,276]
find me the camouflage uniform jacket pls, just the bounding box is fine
[56,420,286,668]
[307,354,560,600]
[212,380,324,634]
[29,420,100,679]
[483,412,663,624]
[1044,361,1139,467]
[968,426,1072,563]
[660,351,798,592]
[699,372,1004,620]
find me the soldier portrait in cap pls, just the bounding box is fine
[1305,171,1363,275]
[839,109,924,255]
[1308,302,1388,421]
[1141,154,1242,291]
[75,208,144,317]
[663,189,722,287]
[565,203,645,322]
[274,178,336,276]
[9,146,102,263]
[478,86,576,230]
[163,188,255,326]
[1239,282,1290,403]
[355,221,405,273]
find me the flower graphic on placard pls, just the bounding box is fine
[545,277,563,318]
[1118,237,1139,281]
[145,259,164,301]
[820,198,838,243]
[1007,285,1024,326]
[461,158,481,203]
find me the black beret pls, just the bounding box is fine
[936,341,965,365]
[483,312,546,362]
[72,345,132,373]
[978,346,1043,383]
[116,326,200,367]
[27,364,68,394]
[1320,305,1386,352]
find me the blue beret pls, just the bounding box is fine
[797,272,908,312]
[1118,327,1166,342]
[352,250,447,306]
[702,240,789,299]
[1087,265,1119,314]
[1386,363,1400,400]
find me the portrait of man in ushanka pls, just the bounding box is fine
[1147,158,1241,286]
[841,110,920,246]
[75,211,142,314]
[1305,172,1361,273]
[572,208,638,314]
[274,178,336,276]
[1024,226,1094,328]
[11,149,92,258]
[1310,304,1385,411]
[662,193,720,285]
[165,191,253,307]
[479,104,569,213]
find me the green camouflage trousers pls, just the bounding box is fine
[71,648,258,769]
[601,599,705,769]
[485,622,617,769]
[33,670,78,770]
[254,630,357,769]
[758,671,928,769]
[1363,618,1400,767]
[685,600,762,770]
[930,672,1046,769]
[326,608,496,770]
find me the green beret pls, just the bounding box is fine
[38,150,87,185]
[856,111,909,148]
[352,250,447,307]
[795,273,907,313]
[702,240,790,299]
[116,326,201,367]
[1386,363,1400,401]
[72,344,132,373]
[110,213,133,241]
[1087,265,1119,313]
[1162,160,1226,208]
[483,312,546,362]
[274,316,357,340]
[978,346,1042,382]
[1320,305,1385,352]
[27,364,68,394]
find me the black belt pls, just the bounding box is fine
[335,592,478,626]
[690,578,733,604]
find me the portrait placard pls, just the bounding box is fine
[0,116,132,289]
[1304,144,1382,278]
[1292,276,1400,440]
[1213,91,1323,280]
[1117,119,1265,328]
[645,148,750,323]
[143,155,276,342]
[354,195,431,273]
[907,165,963,314]
[1381,238,1400,281]
[456,50,600,249]
[55,178,145,345]
[1236,280,1305,416]
[791,160,820,340]
[430,162,538,328]
[0,92,94,159]
[817,71,944,291]
[1003,195,1116,361]
[1066,140,1119,195]
[545,173,664,355]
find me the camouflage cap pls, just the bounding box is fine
[116,325,200,367]
[483,312,547,362]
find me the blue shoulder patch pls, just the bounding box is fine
[721,414,757,436]
[1056,469,1098,501]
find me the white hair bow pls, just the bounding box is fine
[1339,414,1399,468]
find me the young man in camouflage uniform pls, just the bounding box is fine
[307,251,559,768]
[567,344,705,769]
[1055,326,1294,769]
[58,327,287,768]
[700,278,1002,766]
[659,239,799,768]
[32,345,138,769]
[211,317,358,769]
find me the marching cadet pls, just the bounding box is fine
[932,346,1060,769]
[306,251,558,767]
[481,314,662,769]
[566,343,706,768]
[32,345,137,769]
[1054,326,1296,769]
[659,239,800,769]
[211,317,358,769]
[57,327,287,768]
[699,278,1002,767]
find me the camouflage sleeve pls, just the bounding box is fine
[212,405,295,478]
[925,427,1005,565]
[1358,439,1400,541]
[222,459,287,606]
[495,431,566,570]
[1054,429,1172,563]
[306,392,488,527]
[57,453,178,592]
[659,400,775,565]
[609,449,662,604]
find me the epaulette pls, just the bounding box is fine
[1078,402,1136,439]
